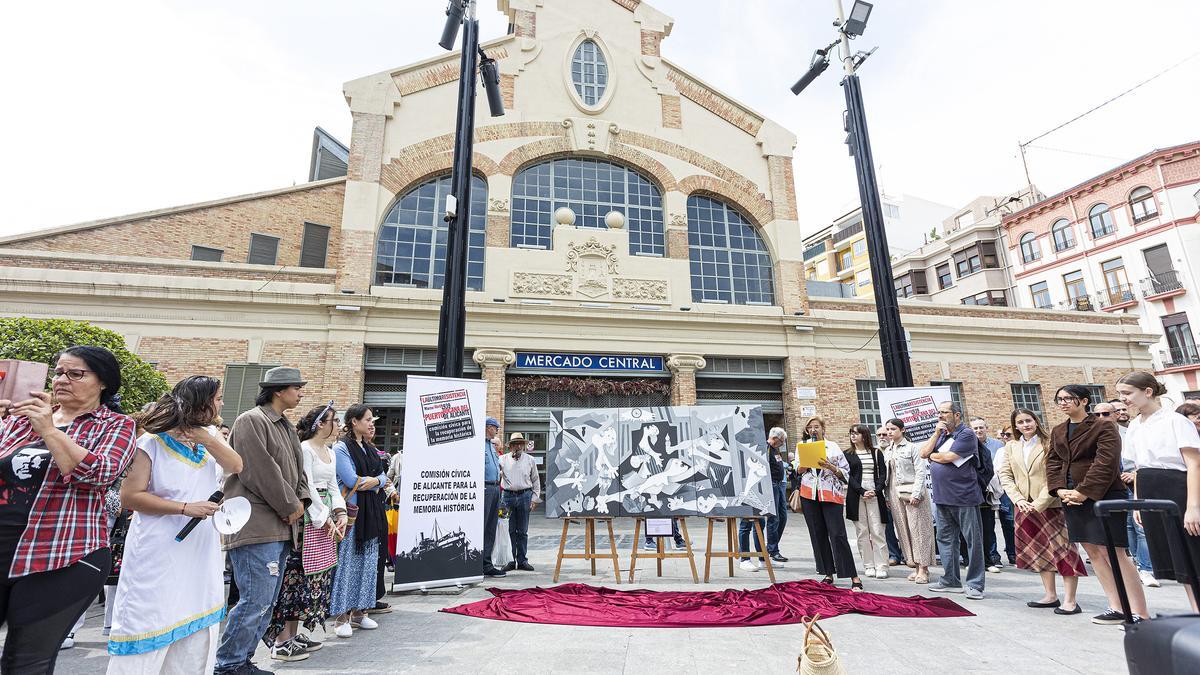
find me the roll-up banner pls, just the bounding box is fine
[392,375,487,591]
[875,386,952,443]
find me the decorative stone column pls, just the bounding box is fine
[473,348,516,426]
[667,354,706,405]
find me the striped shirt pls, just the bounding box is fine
[0,405,136,577]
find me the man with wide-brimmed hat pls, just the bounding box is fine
[481,417,505,578]
[500,432,541,572]
[216,367,312,672]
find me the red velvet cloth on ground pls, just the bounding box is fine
[441,580,972,627]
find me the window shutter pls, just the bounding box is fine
[247,234,280,266]
[912,270,928,294]
[1142,244,1172,276]
[299,223,330,268]
[220,364,279,422]
[191,245,223,262]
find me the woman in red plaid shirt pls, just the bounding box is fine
[0,346,136,673]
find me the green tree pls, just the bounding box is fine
[0,317,167,411]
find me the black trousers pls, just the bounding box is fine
[0,547,110,674]
[482,484,500,570]
[800,497,858,578]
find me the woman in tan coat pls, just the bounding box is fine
[999,409,1086,615]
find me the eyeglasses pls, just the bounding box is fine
[53,368,91,381]
[1055,396,1080,404]
[310,400,335,432]
[1096,411,1113,417]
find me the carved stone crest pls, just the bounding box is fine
[566,237,619,299]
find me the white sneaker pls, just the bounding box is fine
[334,622,353,638]
[864,567,875,577]
[351,615,378,630]
[59,634,75,650]
[1139,570,1161,588]
[986,565,1002,573]
[739,559,759,572]
[874,568,888,579]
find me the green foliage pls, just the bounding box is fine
[0,317,168,411]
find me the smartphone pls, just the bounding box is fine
[0,360,49,402]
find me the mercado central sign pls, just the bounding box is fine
[513,352,664,373]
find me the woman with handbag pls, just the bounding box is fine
[998,408,1085,615]
[330,405,389,637]
[882,418,935,584]
[263,402,347,659]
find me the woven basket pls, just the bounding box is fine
[797,615,846,675]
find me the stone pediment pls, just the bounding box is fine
[506,226,672,304]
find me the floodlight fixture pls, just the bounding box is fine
[439,0,465,50]
[844,1,873,37]
[479,51,505,117]
[790,47,831,96]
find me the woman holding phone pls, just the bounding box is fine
[0,346,136,673]
[107,376,243,672]
[263,402,348,661]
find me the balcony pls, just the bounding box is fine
[832,222,864,244]
[1160,347,1200,372]
[1057,295,1095,312]
[803,241,827,261]
[1098,285,1138,311]
[1142,270,1186,300]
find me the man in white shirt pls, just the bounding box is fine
[500,433,541,572]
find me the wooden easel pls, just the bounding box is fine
[628,517,699,583]
[703,516,775,583]
[552,517,622,584]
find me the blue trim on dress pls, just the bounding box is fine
[107,605,226,656]
[157,433,209,467]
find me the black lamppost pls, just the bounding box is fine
[435,0,505,378]
[790,1,913,389]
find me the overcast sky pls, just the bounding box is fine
[2,0,1197,240]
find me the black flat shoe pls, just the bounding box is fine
[1027,599,1061,608]
[851,580,864,592]
[820,576,834,585]
[1054,605,1082,615]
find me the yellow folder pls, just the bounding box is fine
[795,440,827,469]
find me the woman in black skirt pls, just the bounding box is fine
[1045,384,1148,624]
[1118,372,1200,612]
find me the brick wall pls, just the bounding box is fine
[2,182,345,269]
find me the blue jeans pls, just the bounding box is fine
[935,504,985,592]
[738,517,766,560]
[1126,490,1153,572]
[215,541,290,672]
[503,490,532,565]
[766,481,788,555]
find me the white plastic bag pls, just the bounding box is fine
[491,518,514,568]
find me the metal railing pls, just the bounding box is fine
[1161,347,1200,369]
[1057,295,1095,311]
[1141,270,1185,297]
[803,241,827,261]
[833,221,864,243]
[1098,285,1136,308]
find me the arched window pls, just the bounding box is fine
[1019,232,1041,264]
[1088,203,1115,238]
[571,39,608,106]
[687,195,774,305]
[375,175,487,290]
[510,157,664,255]
[1051,218,1075,252]
[1129,186,1158,223]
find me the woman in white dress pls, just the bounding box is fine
[107,376,243,674]
[263,403,347,659]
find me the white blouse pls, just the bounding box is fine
[1127,407,1200,472]
[302,439,347,527]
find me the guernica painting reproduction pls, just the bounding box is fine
[545,405,775,518]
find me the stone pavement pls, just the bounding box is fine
[46,513,1193,674]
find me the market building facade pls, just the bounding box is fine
[0,0,1158,484]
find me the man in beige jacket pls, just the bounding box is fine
[215,367,311,674]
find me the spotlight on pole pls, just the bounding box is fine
[439,0,465,50]
[790,47,832,96]
[843,1,873,37]
[479,51,505,117]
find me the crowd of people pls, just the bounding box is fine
[1,344,1198,673]
[746,372,1200,627]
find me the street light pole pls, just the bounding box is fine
[832,0,913,388]
[434,0,504,378]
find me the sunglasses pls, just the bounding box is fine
[1000,432,1012,437]
[310,400,335,432]
[1096,411,1113,417]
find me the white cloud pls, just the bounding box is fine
[2,0,1197,238]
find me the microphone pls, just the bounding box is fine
[176,490,223,542]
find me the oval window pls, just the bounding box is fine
[570,39,608,106]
